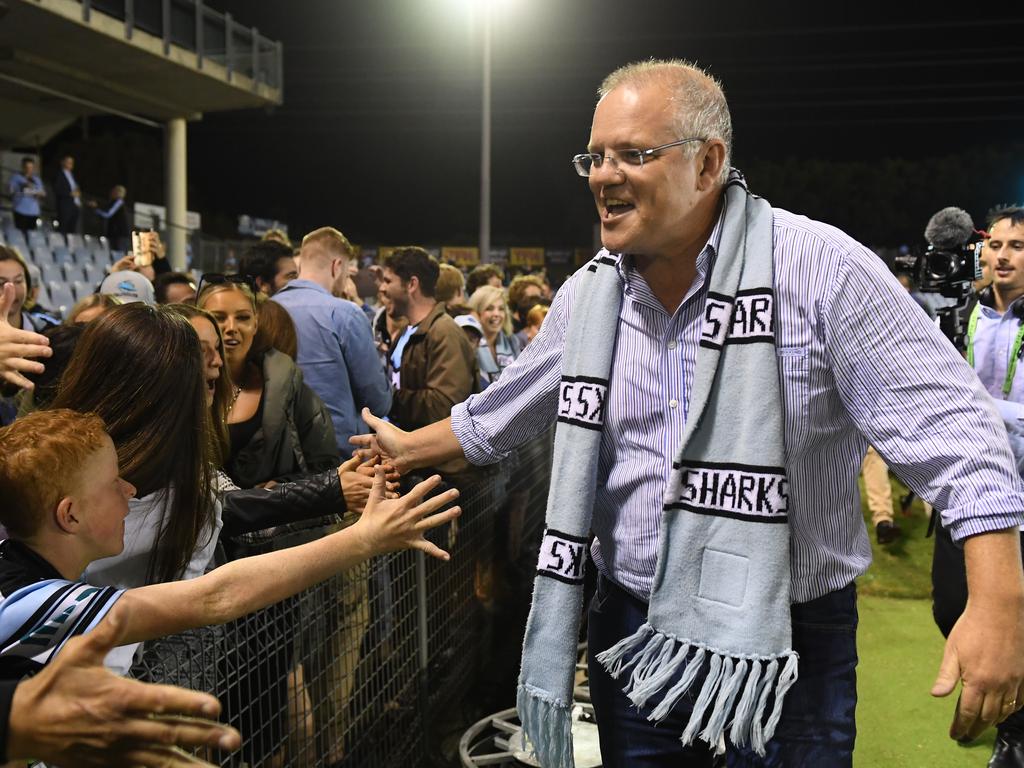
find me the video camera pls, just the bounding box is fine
[894,207,984,348]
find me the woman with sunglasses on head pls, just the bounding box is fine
[198,279,339,488]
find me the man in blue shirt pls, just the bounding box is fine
[272,226,391,451]
[933,206,1024,768]
[8,158,44,232]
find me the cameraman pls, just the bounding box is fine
[933,206,1024,768]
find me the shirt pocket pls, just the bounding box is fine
[777,346,810,450]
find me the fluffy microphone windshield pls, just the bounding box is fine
[924,207,974,250]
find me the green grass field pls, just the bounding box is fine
[855,478,996,767]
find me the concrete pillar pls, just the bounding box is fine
[164,117,187,271]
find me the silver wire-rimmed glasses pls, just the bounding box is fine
[572,137,706,177]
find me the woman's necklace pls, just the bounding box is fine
[229,384,243,412]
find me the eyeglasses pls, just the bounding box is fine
[572,137,706,178]
[193,273,257,304]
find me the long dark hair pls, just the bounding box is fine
[51,303,216,583]
[164,302,232,465]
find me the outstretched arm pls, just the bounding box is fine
[121,469,459,645]
[350,409,464,476]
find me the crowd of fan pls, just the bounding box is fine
[0,222,553,766]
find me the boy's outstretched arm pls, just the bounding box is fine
[121,469,459,645]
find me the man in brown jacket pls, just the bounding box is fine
[381,247,479,475]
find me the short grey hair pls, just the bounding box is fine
[599,59,732,182]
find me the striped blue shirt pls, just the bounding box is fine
[451,207,1024,603]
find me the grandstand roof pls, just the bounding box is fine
[0,0,283,145]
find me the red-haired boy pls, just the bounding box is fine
[0,409,458,679]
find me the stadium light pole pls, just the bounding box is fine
[479,0,492,263]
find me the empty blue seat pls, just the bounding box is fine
[73,247,93,264]
[27,230,46,249]
[4,228,26,252]
[41,263,64,285]
[52,247,73,265]
[46,231,65,250]
[47,281,74,317]
[72,281,93,302]
[81,262,104,285]
[31,246,54,266]
[64,263,86,283]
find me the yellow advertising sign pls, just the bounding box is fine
[441,247,480,268]
[509,247,545,268]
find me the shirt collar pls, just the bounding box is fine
[979,294,1024,320]
[0,539,64,581]
[279,278,330,296]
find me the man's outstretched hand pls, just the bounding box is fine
[7,601,241,766]
[350,408,415,475]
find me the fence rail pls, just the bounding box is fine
[130,432,554,767]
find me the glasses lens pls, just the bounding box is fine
[573,155,591,177]
[620,149,645,166]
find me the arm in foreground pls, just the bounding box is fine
[931,528,1024,742]
[6,602,240,767]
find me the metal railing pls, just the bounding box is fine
[129,432,555,767]
[82,0,283,93]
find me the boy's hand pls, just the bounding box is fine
[354,468,460,561]
[0,283,50,390]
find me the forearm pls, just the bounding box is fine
[964,528,1024,610]
[125,526,373,643]
[402,418,465,471]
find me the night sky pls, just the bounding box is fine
[180,1,1024,250]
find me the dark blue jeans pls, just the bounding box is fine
[588,575,858,768]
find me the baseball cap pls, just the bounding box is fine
[454,314,484,336]
[99,270,155,305]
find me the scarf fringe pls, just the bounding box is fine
[597,624,799,757]
[517,683,574,768]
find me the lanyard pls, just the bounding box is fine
[966,302,1024,396]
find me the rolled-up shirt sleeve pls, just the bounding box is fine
[451,276,573,465]
[823,244,1024,541]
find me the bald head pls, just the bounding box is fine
[599,59,732,182]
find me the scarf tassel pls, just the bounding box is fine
[599,627,800,758]
[517,683,574,768]
[595,621,654,678]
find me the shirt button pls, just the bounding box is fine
[668,340,678,350]
[669,399,678,409]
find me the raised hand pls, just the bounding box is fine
[353,467,460,561]
[0,282,50,389]
[338,452,397,513]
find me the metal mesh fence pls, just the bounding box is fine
[129,430,554,767]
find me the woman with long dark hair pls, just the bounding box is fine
[54,302,217,586]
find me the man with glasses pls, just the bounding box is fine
[353,60,1024,766]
